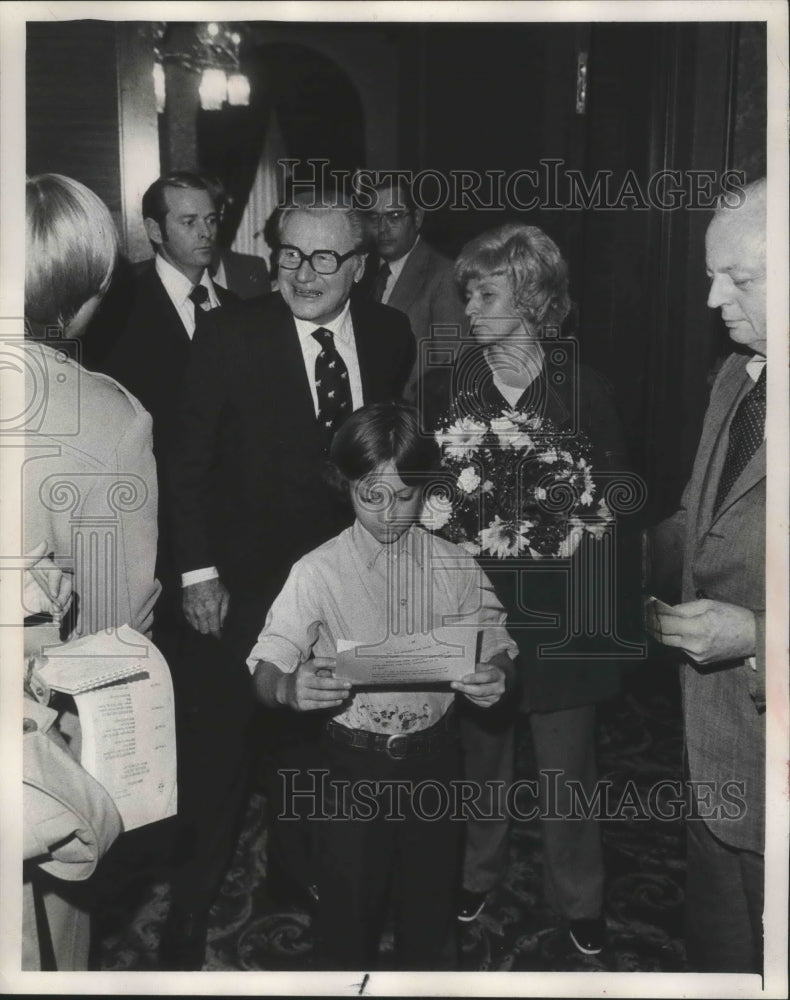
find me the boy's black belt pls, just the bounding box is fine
[325,710,457,760]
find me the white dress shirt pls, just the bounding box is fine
[155,254,219,339]
[380,236,420,304]
[746,352,766,430]
[247,522,517,734]
[293,300,364,415]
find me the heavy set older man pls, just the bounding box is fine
[164,195,415,968]
[646,178,767,973]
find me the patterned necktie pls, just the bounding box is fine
[372,261,391,303]
[312,326,353,447]
[713,365,766,515]
[189,284,210,310]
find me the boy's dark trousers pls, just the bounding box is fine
[314,729,462,971]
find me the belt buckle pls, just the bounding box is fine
[385,733,409,759]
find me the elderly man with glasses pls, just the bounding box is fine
[164,192,415,969]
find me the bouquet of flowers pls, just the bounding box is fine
[421,406,612,559]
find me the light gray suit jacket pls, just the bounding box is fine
[386,238,466,397]
[652,351,765,853]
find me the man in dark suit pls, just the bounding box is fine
[647,178,767,973]
[197,172,273,301]
[167,195,415,967]
[102,171,238,661]
[100,172,241,970]
[210,247,272,299]
[361,178,466,397]
[103,172,236,466]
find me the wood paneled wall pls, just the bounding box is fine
[27,21,122,228]
[27,20,159,260]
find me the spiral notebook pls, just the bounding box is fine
[37,625,152,694]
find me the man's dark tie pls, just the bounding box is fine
[371,261,391,303]
[189,284,210,310]
[713,365,766,515]
[312,326,353,448]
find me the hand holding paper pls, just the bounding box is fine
[278,657,351,712]
[23,541,73,621]
[37,626,177,831]
[643,594,674,641]
[645,597,756,665]
[451,660,507,708]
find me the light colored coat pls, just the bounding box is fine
[23,341,160,637]
[21,340,160,968]
[652,351,765,853]
[22,698,123,970]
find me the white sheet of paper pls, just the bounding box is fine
[334,625,477,685]
[45,626,177,832]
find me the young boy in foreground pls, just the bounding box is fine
[247,402,517,970]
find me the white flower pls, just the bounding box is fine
[516,413,543,432]
[512,431,536,451]
[489,415,521,445]
[518,519,534,545]
[438,418,488,459]
[537,448,559,464]
[534,486,547,501]
[482,480,494,493]
[457,467,481,494]
[419,492,454,530]
[479,516,530,558]
[584,499,613,538]
[580,489,595,507]
[558,523,585,558]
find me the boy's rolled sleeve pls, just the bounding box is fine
[245,562,322,674]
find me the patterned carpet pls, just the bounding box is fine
[91,660,687,974]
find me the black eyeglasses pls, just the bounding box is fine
[365,210,411,227]
[276,244,359,275]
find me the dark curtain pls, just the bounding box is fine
[196,42,365,246]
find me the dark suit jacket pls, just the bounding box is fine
[364,239,466,398]
[214,249,271,300]
[651,351,765,853]
[168,291,415,601]
[420,341,630,712]
[102,263,237,462]
[100,263,237,598]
